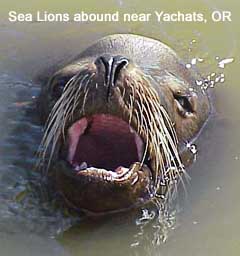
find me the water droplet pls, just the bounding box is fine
[191,58,197,65]
[196,80,203,86]
[186,141,198,156]
[190,144,198,155]
[130,241,140,247]
[218,58,234,68]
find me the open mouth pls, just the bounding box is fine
[65,114,145,178]
[54,114,153,213]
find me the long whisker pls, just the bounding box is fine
[37,67,94,175]
[125,71,187,202]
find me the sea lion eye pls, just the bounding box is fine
[52,77,69,98]
[174,94,195,117]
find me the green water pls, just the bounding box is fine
[0,0,239,255]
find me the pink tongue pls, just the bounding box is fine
[67,114,143,171]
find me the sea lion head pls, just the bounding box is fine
[38,34,210,214]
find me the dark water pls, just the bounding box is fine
[0,0,239,255]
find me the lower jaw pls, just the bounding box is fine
[51,160,153,214]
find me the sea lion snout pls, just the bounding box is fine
[95,54,129,88]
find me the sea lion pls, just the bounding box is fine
[38,34,210,214]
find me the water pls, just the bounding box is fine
[0,0,239,255]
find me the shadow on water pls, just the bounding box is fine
[0,74,69,255]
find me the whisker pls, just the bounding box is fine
[125,72,187,201]
[37,67,92,175]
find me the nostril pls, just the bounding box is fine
[113,57,129,85]
[95,54,129,87]
[98,55,112,85]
